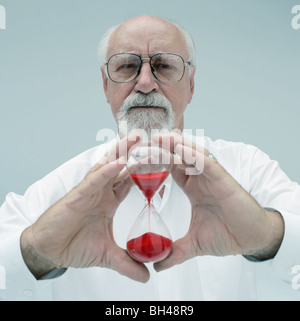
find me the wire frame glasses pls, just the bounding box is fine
[105,53,191,84]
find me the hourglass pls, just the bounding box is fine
[126,142,173,263]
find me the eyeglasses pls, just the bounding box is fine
[105,53,191,84]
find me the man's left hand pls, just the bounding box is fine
[152,133,284,272]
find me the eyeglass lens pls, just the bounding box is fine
[107,53,185,83]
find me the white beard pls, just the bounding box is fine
[116,92,175,139]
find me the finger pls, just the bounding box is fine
[82,157,126,195]
[153,236,196,272]
[152,133,201,176]
[92,133,141,175]
[113,165,131,186]
[90,154,109,170]
[173,143,204,176]
[109,248,150,283]
[152,132,207,156]
[152,132,182,153]
[113,170,133,202]
[106,133,141,163]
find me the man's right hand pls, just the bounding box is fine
[20,135,150,283]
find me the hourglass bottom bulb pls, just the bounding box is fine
[127,232,173,263]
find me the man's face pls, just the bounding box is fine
[101,16,196,136]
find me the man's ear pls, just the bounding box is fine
[101,65,109,103]
[188,66,196,104]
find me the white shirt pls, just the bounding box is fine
[1,135,300,301]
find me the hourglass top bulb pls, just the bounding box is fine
[130,171,169,205]
[126,143,173,201]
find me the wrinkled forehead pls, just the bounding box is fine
[107,17,189,60]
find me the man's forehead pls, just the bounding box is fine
[108,16,186,56]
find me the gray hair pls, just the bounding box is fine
[97,17,196,70]
[97,23,120,65]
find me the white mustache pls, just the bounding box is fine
[119,92,173,113]
[117,92,176,139]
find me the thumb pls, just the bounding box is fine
[153,236,196,272]
[109,247,150,283]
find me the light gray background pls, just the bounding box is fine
[0,0,299,300]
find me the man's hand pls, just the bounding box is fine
[152,133,284,272]
[21,135,150,283]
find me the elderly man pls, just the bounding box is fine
[0,15,300,301]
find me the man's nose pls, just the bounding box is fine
[134,61,159,94]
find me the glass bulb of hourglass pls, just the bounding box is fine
[126,143,173,263]
[127,203,172,263]
[130,171,169,206]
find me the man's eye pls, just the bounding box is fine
[155,63,173,70]
[116,63,138,71]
